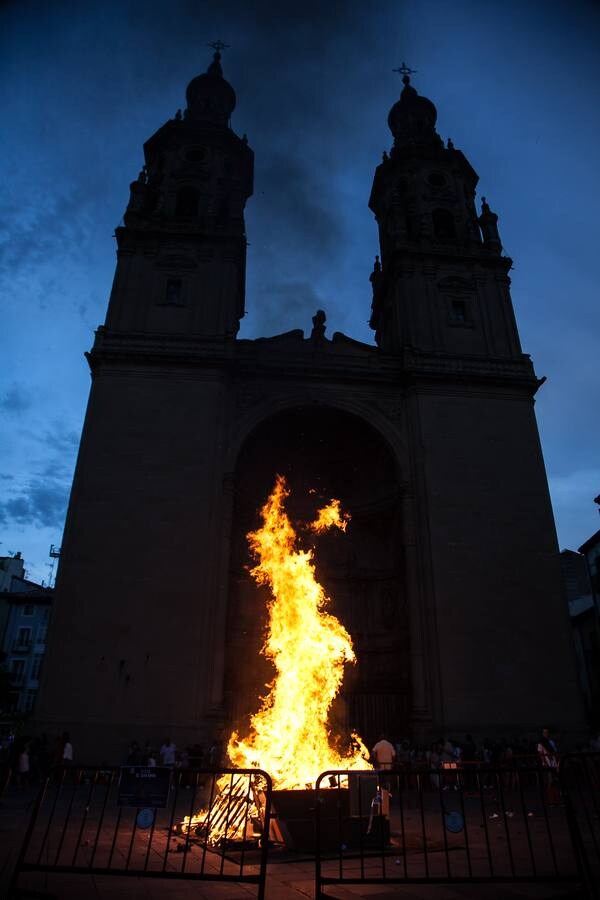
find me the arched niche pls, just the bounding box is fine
[224,404,410,747]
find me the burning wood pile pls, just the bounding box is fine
[182,475,373,846]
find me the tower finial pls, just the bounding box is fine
[205,40,230,78]
[207,40,230,55]
[392,61,417,85]
[186,40,236,123]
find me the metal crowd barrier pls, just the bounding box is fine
[315,764,591,898]
[9,764,272,899]
[0,763,11,800]
[560,752,600,897]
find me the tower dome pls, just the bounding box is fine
[185,50,236,126]
[388,75,441,148]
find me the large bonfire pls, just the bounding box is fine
[228,474,371,788]
[182,476,371,843]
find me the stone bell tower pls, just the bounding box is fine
[36,49,255,758]
[107,46,253,339]
[366,69,584,739]
[369,70,519,360]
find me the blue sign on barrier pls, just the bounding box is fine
[444,810,464,833]
[118,766,171,808]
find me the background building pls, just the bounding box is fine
[563,497,600,726]
[579,523,600,609]
[561,548,599,725]
[36,54,585,761]
[0,553,52,717]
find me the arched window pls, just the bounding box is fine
[433,208,455,240]
[175,187,199,219]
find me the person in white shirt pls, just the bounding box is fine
[62,732,73,765]
[371,734,396,770]
[18,745,30,788]
[160,738,177,766]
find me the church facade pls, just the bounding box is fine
[36,52,584,761]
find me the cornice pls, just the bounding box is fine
[87,327,542,395]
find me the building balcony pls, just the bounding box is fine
[11,640,31,653]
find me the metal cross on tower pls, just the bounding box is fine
[207,40,230,54]
[392,62,417,79]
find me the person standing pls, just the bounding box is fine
[537,727,558,768]
[143,740,156,765]
[62,732,73,766]
[371,734,396,770]
[371,733,395,818]
[18,743,30,788]
[160,737,177,767]
[537,727,560,806]
[126,740,143,765]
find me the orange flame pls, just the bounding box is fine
[227,474,371,788]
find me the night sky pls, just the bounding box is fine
[1,0,599,584]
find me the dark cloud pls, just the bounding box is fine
[0,418,79,532]
[41,426,80,456]
[0,187,99,291]
[1,383,32,414]
[249,280,324,336]
[36,461,72,482]
[16,422,80,458]
[0,478,69,529]
[253,153,342,260]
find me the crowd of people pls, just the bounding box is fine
[123,736,223,771]
[368,728,600,807]
[369,728,586,773]
[3,727,599,790]
[1,732,72,787]
[0,732,225,787]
